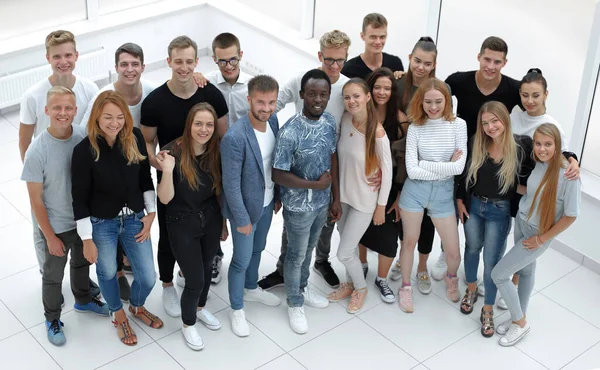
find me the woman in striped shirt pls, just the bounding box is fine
[397,78,467,313]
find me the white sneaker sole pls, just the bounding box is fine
[183,336,205,351]
[398,303,414,313]
[197,318,222,331]
[211,273,222,284]
[417,285,432,295]
[498,326,530,347]
[304,299,329,309]
[380,294,396,303]
[290,324,308,334]
[164,307,182,318]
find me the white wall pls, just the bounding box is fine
[436,0,596,141]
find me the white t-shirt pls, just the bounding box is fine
[510,110,569,151]
[204,70,252,128]
[277,71,348,132]
[20,76,99,137]
[80,79,157,128]
[254,124,276,206]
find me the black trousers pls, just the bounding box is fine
[166,206,222,326]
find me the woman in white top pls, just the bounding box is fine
[397,78,467,313]
[327,78,393,314]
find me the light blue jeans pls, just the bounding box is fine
[92,211,156,312]
[491,216,551,321]
[228,201,274,310]
[283,205,329,307]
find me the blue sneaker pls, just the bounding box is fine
[74,297,110,317]
[46,320,66,346]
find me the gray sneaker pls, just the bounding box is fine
[416,271,432,295]
[389,261,402,281]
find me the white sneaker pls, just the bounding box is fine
[230,309,250,337]
[243,287,281,306]
[182,324,204,351]
[303,286,329,308]
[288,306,308,334]
[389,261,402,281]
[496,296,508,310]
[176,270,185,288]
[431,252,447,281]
[477,281,485,297]
[162,285,181,318]
[499,323,530,347]
[196,309,221,330]
[496,319,512,335]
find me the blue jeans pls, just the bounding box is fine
[228,201,274,310]
[283,206,328,307]
[463,195,512,306]
[92,211,156,312]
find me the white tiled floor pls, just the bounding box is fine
[1,62,599,369]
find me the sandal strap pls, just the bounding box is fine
[132,306,161,326]
[461,289,477,306]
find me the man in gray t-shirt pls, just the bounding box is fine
[21,86,108,347]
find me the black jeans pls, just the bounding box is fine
[417,214,435,255]
[42,229,92,321]
[166,206,222,326]
[157,202,176,283]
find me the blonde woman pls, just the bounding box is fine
[456,101,534,337]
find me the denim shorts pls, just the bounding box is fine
[399,178,456,219]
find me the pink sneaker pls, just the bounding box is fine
[347,288,367,314]
[327,282,354,302]
[398,286,414,313]
[445,275,460,302]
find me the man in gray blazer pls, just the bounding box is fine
[220,75,282,338]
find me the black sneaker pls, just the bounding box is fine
[257,270,284,290]
[118,275,131,302]
[313,261,340,288]
[89,279,101,299]
[374,278,396,303]
[211,255,222,284]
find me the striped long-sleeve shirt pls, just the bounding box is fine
[405,117,468,181]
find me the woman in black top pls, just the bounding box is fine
[455,101,534,337]
[72,91,162,346]
[157,103,228,351]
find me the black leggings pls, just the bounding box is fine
[166,207,222,326]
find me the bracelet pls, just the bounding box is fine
[536,236,543,247]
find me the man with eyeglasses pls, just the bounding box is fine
[258,30,351,291]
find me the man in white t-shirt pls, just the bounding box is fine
[259,30,352,291]
[81,43,156,128]
[18,30,100,297]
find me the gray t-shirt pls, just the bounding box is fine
[21,125,87,233]
[518,161,581,227]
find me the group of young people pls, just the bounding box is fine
[18,11,581,352]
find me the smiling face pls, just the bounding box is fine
[248,90,278,123]
[98,102,125,142]
[520,81,547,116]
[301,78,331,120]
[168,47,198,84]
[46,42,78,76]
[190,110,215,147]
[213,45,242,83]
[481,111,506,140]
[45,93,77,130]
[116,52,144,86]
[343,83,371,115]
[409,48,436,80]
[372,76,392,107]
[361,25,387,54]
[422,89,445,119]
[318,46,347,81]
[534,132,556,162]
[477,49,507,81]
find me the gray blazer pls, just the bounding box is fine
[220,114,279,226]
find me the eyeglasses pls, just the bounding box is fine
[216,58,240,67]
[322,57,346,67]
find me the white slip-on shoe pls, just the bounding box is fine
[162,285,181,318]
[182,324,204,351]
[243,287,281,306]
[196,309,221,330]
[499,323,531,347]
[230,309,250,337]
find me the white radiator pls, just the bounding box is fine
[0,48,109,109]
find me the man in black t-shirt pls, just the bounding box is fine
[445,36,522,139]
[140,35,228,319]
[341,13,404,80]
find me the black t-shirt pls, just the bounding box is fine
[140,82,228,148]
[161,147,218,215]
[341,52,404,80]
[445,71,521,138]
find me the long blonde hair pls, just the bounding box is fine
[527,123,567,234]
[87,90,145,164]
[466,101,519,194]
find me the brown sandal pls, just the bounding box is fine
[460,288,478,315]
[111,314,137,346]
[129,305,164,329]
[480,308,495,338]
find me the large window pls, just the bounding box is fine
[0,0,87,41]
[98,0,162,15]
[579,62,600,175]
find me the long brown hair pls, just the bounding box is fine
[467,101,519,194]
[527,123,567,234]
[400,37,437,112]
[87,90,144,164]
[366,67,401,141]
[168,103,222,195]
[407,77,454,125]
[343,78,380,176]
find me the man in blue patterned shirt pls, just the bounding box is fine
[272,69,341,334]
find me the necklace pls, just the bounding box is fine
[350,120,367,137]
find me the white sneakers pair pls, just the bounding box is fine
[230,287,281,337]
[182,309,222,351]
[288,286,329,335]
[497,319,531,346]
